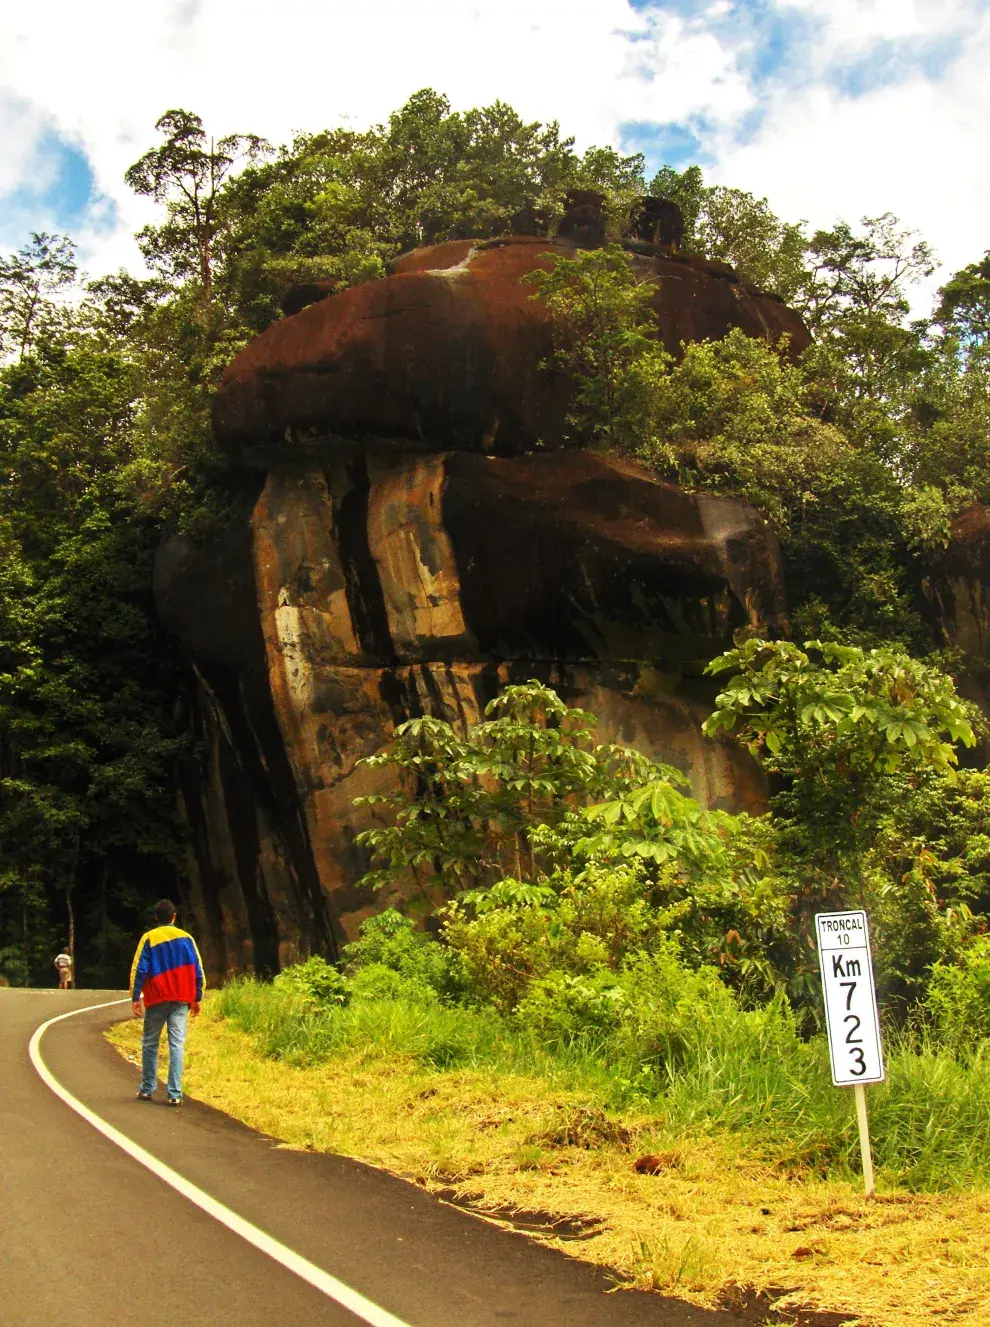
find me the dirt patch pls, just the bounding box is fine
[634,1151,684,1175]
[432,1188,608,1241]
[528,1105,636,1150]
[716,1283,861,1326]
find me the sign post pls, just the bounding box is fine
[815,910,884,1197]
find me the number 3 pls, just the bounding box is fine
[849,1047,866,1076]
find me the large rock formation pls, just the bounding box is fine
[159,228,804,979]
[213,234,810,462]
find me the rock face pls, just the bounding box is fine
[929,506,990,663]
[927,505,990,753]
[161,234,802,979]
[213,235,811,463]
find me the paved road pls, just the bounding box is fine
[1,989,731,1327]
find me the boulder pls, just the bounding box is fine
[212,235,811,463]
[928,505,990,664]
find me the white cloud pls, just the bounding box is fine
[786,0,976,55]
[0,95,58,198]
[1,0,988,308]
[0,0,748,274]
[712,3,990,303]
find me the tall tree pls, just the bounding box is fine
[935,252,990,357]
[125,109,270,326]
[0,233,76,362]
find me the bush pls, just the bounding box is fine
[348,962,440,1006]
[342,909,466,1001]
[214,972,500,1069]
[514,969,630,1042]
[511,935,774,1079]
[925,937,990,1054]
[273,955,349,1007]
[442,866,653,1012]
[211,970,990,1186]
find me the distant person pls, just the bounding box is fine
[130,899,205,1107]
[54,948,73,990]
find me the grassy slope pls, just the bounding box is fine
[108,1005,990,1327]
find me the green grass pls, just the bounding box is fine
[212,978,990,1192]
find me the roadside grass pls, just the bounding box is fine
[207,976,990,1191]
[107,988,990,1327]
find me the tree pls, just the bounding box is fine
[0,296,185,984]
[354,680,660,903]
[523,244,668,452]
[0,234,76,362]
[796,215,936,454]
[697,186,807,300]
[217,89,646,333]
[703,638,975,891]
[125,109,270,325]
[936,252,990,355]
[635,327,850,531]
[800,214,935,329]
[648,164,704,248]
[647,165,807,298]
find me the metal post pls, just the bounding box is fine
[854,1083,875,1197]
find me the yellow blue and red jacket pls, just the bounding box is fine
[130,925,205,1008]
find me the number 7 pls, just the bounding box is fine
[839,980,857,1011]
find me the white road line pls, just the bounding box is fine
[29,999,412,1327]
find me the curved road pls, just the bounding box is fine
[2,990,730,1327]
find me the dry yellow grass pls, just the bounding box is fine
[108,1010,990,1327]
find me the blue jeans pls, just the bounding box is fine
[140,1001,189,1101]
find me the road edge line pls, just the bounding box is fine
[29,999,412,1327]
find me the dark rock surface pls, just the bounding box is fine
[926,504,990,759]
[213,235,811,463]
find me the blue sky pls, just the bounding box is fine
[3,125,109,234]
[1,0,988,304]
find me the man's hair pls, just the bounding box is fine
[154,899,177,925]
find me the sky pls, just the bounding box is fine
[2,0,988,310]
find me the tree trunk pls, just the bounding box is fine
[66,885,75,990]
[65,833,79,989]
[96,855,109,981]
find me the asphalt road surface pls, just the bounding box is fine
[2,989,734,1327]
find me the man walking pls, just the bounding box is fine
[54,948,73,989]
[130,899,205,1106]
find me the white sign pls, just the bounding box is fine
[815,910,884,1086]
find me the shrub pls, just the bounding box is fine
[925,937,990,1054]
[341,909,466,1001]
[347,962,440,1006]
[443,856,794,1014]
[443,864,670,1013]
[353,680,662,899]
[273,955,349,1007]
[510,936,772,1079]
[514,969,630,1042]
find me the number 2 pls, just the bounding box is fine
[844,1014,863,1044]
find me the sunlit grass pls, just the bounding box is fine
[206,978,990,1191]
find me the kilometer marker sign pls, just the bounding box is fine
[815,910,884,1196]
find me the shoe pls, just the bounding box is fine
[166,1096,183,1107]
[137,1091,154,1101]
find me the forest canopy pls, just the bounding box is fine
[1,88,988,990]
